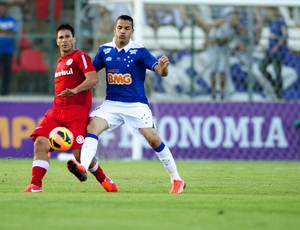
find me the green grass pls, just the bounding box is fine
[1,159,300,230]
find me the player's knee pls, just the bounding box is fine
[147,135,162,149]
[34,137,50,153]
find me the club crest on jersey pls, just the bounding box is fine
[66,59,73,66]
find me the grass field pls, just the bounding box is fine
[0,159,300,230]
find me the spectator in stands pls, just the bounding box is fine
[4,0,26,30]
[0,1,18,95]
[146,4,187,32]
[92,5,114,52]
[259,8,288,99]
[202,7,240,100]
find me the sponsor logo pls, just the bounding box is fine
[107,69,119,73]
[108,73,132,85]
[55,68,73,77]
[106,57,112,61]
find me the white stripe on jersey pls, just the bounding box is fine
[81,54,88,69]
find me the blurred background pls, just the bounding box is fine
[3,0,300,101]
[1,0,300,160]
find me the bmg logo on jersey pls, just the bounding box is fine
[108,73,132,85]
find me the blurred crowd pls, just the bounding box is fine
[2,1,300,101]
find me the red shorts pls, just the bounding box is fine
[36,0,62,20]
[31,105,89,150]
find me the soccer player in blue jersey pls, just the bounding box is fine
[67,15,185,194]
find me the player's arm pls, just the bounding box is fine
[154,55,169,77]
[58,71,99,96]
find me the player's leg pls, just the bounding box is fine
[83,117,118,191]
[66,112,94,182]
[88,157,118,192]
[66,115,105,179]
[80,116,109,171]
[68,148,88,182]
[67,114,118,192]
[139,127,185,194]
[23,136,50,192]
[68,148,117,191]
[23,112,56,193]
[79,101,122,172]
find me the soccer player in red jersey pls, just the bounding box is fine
[23,24,118,193]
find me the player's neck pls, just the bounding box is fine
[115,40,129,49]
[61,48,76,57]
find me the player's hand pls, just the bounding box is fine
[158,55,169,69]
[158,55,170,68]
[155,55,170,76]
[58,88,78,97]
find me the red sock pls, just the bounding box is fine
[91,165,106,183]
[30,166,47,188]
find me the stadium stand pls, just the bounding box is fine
[181,25,206,50]
[143,25,157,50]
[287,27,300,53]
[11,48,49,94]
[19,48,49,72]
[157,25,181,49]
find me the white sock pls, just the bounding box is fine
[89,159,98,173]
[80,133,99,171]
[32,160,50,171]
[155,142,182,183]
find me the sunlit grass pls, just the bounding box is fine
[0,159,300,230]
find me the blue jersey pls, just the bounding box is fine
[93,39,158,105]
[0,15,18,53]
[268,17,288,59]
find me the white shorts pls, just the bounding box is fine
[90,100,154,134]
[208,45,227,73]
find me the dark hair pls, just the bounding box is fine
[56,23,75,37]
[116,15,134,29]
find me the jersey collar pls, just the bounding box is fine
[113,37,133,52]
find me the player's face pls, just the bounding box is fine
[56,29,76,55]
[114,19,134,48]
